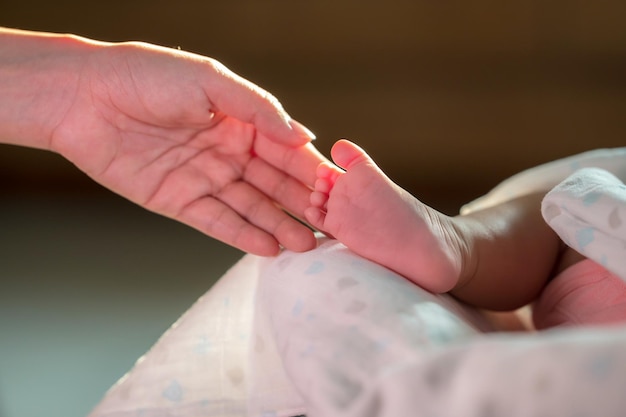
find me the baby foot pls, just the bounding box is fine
[304,139,463,293]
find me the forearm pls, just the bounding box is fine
[0,28,100,150]
[450,192,562,310]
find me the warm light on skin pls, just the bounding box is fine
[0,27,325,255]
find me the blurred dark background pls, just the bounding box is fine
[1,1,625,416]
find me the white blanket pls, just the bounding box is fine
[542,167,626,279]
[89,148,626,417]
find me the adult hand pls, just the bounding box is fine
[1,29,325,255]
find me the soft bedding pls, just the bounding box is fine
[89,148,626,417]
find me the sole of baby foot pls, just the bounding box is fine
[315,139,462,293]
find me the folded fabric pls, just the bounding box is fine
[258,240,626,417]
[462,148,626,215]
[89,147,626,417]
[88,255,304,417]
[541,167,626,280]
[255,238,491,417]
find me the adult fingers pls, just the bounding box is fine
[254,139,329,189]
[243,155,314,220]
[175,182,317,255]
[217,180,317,253]
[198,57,316,146]
[175,194,280,256]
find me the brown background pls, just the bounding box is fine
[3,0,626,210]
[1,2,625,417]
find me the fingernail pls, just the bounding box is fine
[289,119,317,141]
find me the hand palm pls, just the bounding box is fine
[52,42,320,255]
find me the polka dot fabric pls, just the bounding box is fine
[542,167,626,280]
[90,147,626,417]
[256,240,626,417]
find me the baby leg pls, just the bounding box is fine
[305,139,462,293]
[533,259,626,329]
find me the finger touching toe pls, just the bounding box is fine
[316,161,342,184]
[304,207,326,232]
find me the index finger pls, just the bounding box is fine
[254,139,329,188]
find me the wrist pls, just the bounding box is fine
[0,28,102,151]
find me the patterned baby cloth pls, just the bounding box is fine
[89,147,626,417]
[542,167,626,280]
